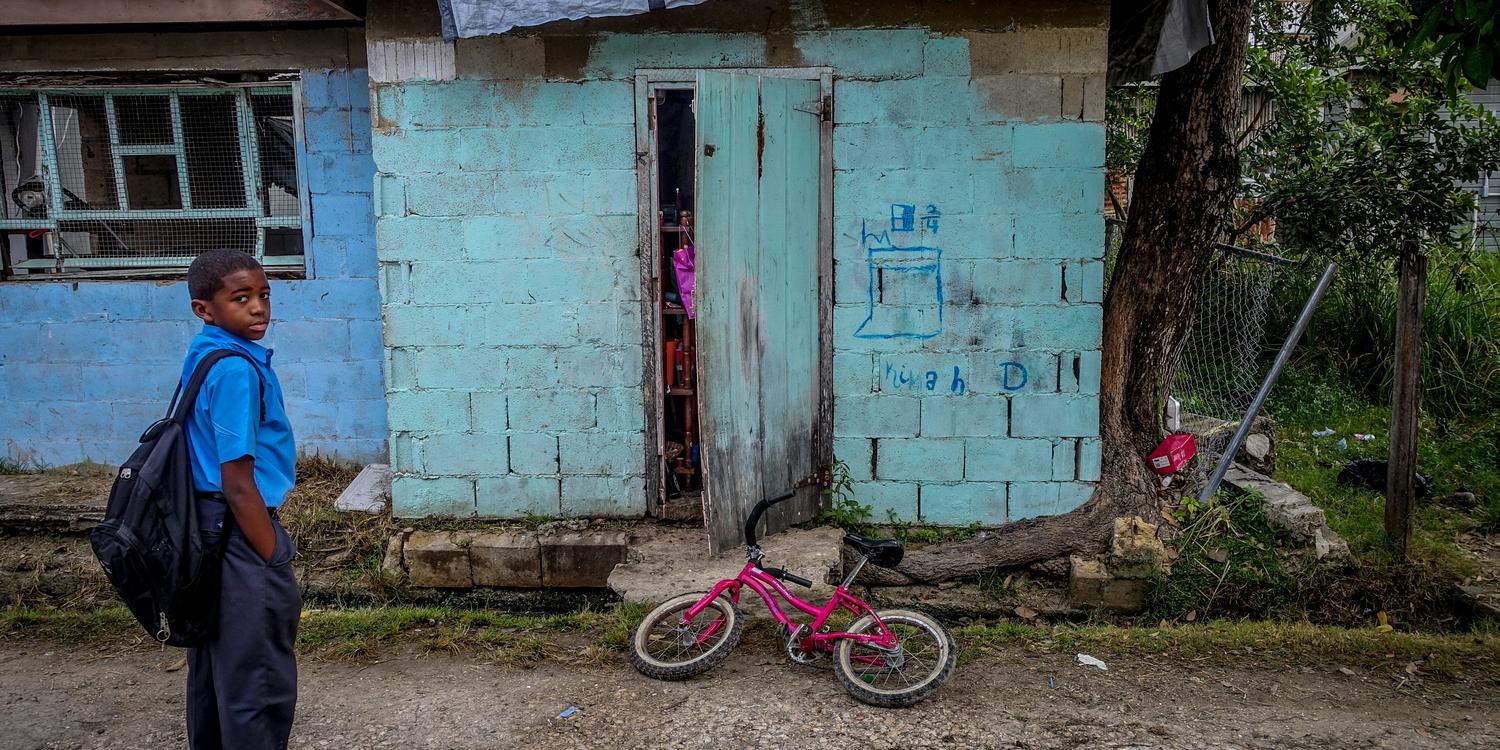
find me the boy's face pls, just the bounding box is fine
[191,268,271,341]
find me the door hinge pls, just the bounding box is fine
[795,467,831,489]
[795,94,832,122]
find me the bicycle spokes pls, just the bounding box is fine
[644,607,728,663]
[844,621,941,691]
[693,616,726,645]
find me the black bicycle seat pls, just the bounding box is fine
[842,532,904,567]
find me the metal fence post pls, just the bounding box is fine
[1197,262,1338,503]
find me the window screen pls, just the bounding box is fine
[0,85,304,278]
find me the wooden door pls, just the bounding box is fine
[695,71,823,554]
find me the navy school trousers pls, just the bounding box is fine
[186,505,300,750]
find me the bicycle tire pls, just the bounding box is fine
[630,592,743,680]
[833,609,956,707]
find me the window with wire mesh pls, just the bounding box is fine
[0,85,303,278]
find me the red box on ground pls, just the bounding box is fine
[1149,433,1197,475]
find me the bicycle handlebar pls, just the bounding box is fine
[744,489,796,550]
[762,566,814,588]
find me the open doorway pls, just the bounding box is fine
[650,87,703,522]
[638,70,834,553]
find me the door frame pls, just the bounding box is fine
[633,67,835,521]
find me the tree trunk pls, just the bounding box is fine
[855,0,1256,585]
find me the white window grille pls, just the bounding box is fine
[0,83,305,279]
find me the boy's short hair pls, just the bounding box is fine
[188,250,263,301]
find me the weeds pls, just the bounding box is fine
[956,619,1500,675]
[0,457,43,475]
[814,460,873,533]
[1276,246,1500,419]
[1148,490,1306,622]
[1160,364,1500,627]
[5,605,1495,678]
[277,456,399,601]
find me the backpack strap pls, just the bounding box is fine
[168,349,267,424]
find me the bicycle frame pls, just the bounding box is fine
[683,561,899,655]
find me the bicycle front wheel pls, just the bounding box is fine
[833,609,956,707]
[630,592,742,680]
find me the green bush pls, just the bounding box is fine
[1274,245,1500,419]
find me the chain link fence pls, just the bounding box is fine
[1104,219,1295,484]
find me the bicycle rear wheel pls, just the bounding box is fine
[630,592,742,680]
[833,609,955,707]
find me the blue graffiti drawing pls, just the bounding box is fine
[950,366,966,394]
[884,363,968,394]
[890,204,916,232]
[921,205,942,233]
[999,361,1029,391]
[854,205,944,340]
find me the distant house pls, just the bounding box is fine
[368,0,1112,550]
[0,3,386,465]
[1463,79,1500,249]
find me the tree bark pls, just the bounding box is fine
[855,0,1256,584]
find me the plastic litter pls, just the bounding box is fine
[1148,434,1197,476]
[1376,611,1394,633]
[1335,438,1348,450]
[558,706,578,719]
[1312,428,1335,437]
[1354,433,1375,442]
[1047,676,1057,689]
[1075,654,1108,671]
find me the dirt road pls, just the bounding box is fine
[2,640,1497,750]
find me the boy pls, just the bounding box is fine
[181,249,300,750]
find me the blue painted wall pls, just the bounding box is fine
[0,68,387,466]
[370,22,1106,523]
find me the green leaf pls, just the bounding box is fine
[1462,45,1494,88]
[1412,7,1444,45]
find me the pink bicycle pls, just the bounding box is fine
[630,490,956,707]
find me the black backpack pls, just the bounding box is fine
[90,350,263,647]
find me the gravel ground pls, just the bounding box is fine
[2,640,1498,750]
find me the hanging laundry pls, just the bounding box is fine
[674,244,697,318]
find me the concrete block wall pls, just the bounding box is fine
[0,68,386,465]
[370,15,1105,524]
[372,52,647,517]
[831,27,1105,525]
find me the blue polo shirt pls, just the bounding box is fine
[180,325,297,507]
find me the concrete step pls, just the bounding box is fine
[607,526,845,614]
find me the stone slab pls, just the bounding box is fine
[470,531,542,587]
[405,531,473,588]
[608,526,844,616]
[541,530,628,588]
[334,463,392,514]
[1224,463,1350,561]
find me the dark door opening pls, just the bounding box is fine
[651,88,705,522]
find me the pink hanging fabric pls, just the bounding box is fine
[673,245,697,319]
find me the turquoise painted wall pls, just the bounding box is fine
[371,24,1105,523]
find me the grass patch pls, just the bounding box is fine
[1270,368,1497,545]
[1162,366,1500,627]
[5,605,1496,679]
[956,619,1500,676]
[277,456,400,602]
[0,457,43,475]
[0,604,653,665]
[1140,370,1490,627]
[1148,490,1308,621]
